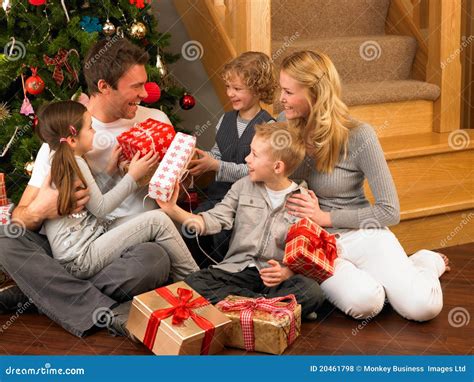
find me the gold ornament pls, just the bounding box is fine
[0,102,10,122]
[24,160,35,177]
[156,52,167,77]
[129,21,147,39]
[102,19,116,36]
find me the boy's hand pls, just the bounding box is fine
[259,259,294,287]
[156,180,180,211]
[188,148,219,176]
[105,144,122,176]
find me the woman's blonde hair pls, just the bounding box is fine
[222,51,277,104]
[281,50,356,173]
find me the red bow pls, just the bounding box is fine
[286,225,338,262]
[143,287,215,354]
[217,295,297,351]
[43,49,79,86]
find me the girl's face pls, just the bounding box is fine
[225,74,260,113]
[279,70,311,120]
[75,111,95,155]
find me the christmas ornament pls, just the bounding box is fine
[0,102,10,123]
[143,82,161,103]
[179,93,196,110]
[2,0,11,14]
[20,97,34,116]
[81,0,90,8]
[156,51,167,77]
[102,19,116,36]
[129,0,150,9]
[43,49,79,87]
[129,21,147,39]
[24,160,35,177]
[60,0,70,22]
[80,16,102,33]
[25,67,45,95]
[33,115,39,129]
[28,0,46,5]
[116,26,125,38]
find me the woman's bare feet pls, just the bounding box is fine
[438,253,451,273]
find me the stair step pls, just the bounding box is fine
[272,0,390,40]
[343,80,440,107]
[272,35,416,83]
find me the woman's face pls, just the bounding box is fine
[279,70,311,120]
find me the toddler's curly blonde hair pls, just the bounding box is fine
[222,51,277,104]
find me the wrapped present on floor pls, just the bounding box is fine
[148,132,196,202]
[283,217,338,284]
[116,118,176,161]
[0,173,8,207]
[0,203,14,225]
[126,281,231,355]
[216,294,301,354]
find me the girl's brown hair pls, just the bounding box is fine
[222,51,277,104]
[37,100,88,216]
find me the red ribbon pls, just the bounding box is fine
[286,224,338,262]
[43,48,79,86]
[216,295,297,352]
[143,287,215,354]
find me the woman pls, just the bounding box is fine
[279,50,449,321]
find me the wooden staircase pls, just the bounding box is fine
[175,0,473,253]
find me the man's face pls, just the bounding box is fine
[106,64,148,120]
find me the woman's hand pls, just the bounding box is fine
[105,145,123,176]
[155,180,180,212]
[259,260,294,287]
[286,190,332,227]
[188,148,219,176]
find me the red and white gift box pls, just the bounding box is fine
[0,203,14,225]
[149,132,196,202]
[283,218,338,284]
[116,118,176,161]
[0,173,8,207]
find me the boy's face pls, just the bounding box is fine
[103,64,148,120]
[225,73,260,113]
[245,136,280,183]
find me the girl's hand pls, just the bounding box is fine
[286,190,332,227]
[106,145,123,176]
[156,181,180,211]
[259,260,294,287]
[128,151,160,182]
[188,148,219,176]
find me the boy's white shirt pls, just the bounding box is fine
[29,105,171,220]
[265,181,298,210]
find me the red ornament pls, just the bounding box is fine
[142,82,161,104]
[179,93,196,110]
[29,0,46,5]
[129,0,150,8]
[25,67,45,95]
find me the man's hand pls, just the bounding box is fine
[259,259,295,287]
[188,148,219,176]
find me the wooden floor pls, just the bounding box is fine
[0,243,472,356]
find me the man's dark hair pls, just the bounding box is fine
[83,37,149,95]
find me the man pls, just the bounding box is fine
[0,38,185,338]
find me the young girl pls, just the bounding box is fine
[187,51,277,264]
[38,100,199,280]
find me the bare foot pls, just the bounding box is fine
[438,253,451,273]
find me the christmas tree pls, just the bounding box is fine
[0,0,188,203]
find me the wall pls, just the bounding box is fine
[152,0,223,149]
